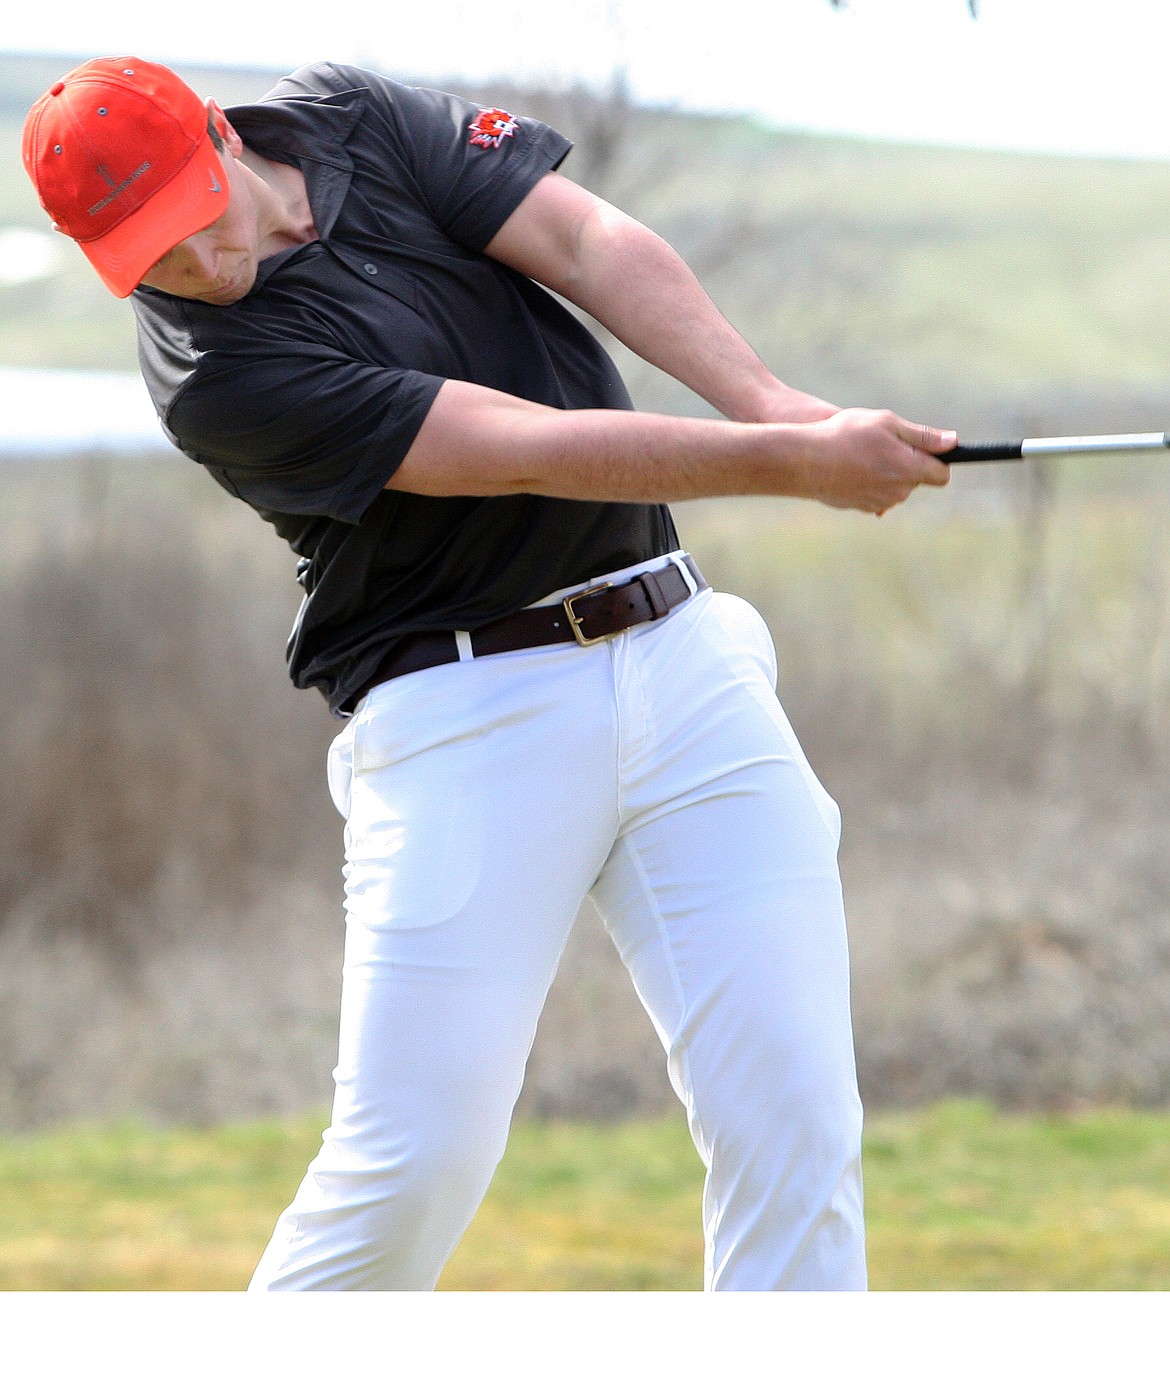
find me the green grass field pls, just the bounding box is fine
[2,1101,1169,1291]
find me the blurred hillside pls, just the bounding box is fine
[3,53,1170,1129]
[5,50,1170,440]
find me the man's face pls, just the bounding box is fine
[137,146,261,305]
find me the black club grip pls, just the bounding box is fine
[944,441,1024,463]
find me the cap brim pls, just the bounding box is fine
[80,134,230,298]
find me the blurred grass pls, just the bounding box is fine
[2,1102,1170,1291]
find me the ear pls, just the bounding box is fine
[206,99,244,157]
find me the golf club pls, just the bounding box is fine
[945,432,1170,463]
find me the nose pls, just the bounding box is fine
[173,234,221,286]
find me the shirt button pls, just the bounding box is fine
[363,263,378,276]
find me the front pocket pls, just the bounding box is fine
[343,683,486,930]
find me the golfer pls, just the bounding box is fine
[23,55,955,1290]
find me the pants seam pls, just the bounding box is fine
[611,830,723,1290]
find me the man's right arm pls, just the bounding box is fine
[386,378,955,517]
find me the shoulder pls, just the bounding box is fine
[254,62,425,122]
[226,64,387,168]
[131,283,304,420]
[230,63,454,154]
[132,288,201,414]
[258,61,377,102]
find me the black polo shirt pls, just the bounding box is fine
[132,62,678,715]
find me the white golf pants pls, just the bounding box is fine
[249,552,866,1291]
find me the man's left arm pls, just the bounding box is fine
[484,172,837,425]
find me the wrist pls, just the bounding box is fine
[729,419,822,501]
[731,377,838,426]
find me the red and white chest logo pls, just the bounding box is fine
[468,107,519,149]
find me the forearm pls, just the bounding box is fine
[387,379,953,514]
[393,384,779,500]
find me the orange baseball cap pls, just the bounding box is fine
[21,56,230,298]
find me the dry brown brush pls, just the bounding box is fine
[2,457,1170,1129]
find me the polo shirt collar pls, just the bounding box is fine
[227,85,368,284]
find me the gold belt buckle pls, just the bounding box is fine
[563,582,615,647]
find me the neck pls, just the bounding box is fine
[239,147,319,256]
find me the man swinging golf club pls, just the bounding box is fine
[23,54,956,1290]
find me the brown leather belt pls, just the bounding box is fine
[354,555,707,705]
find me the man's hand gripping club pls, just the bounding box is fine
[794,409,956,515]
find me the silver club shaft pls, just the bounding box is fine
[1021,432,1170,456]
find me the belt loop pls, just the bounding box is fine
[636,569,671,619]
[672,551,700,596]
[455,630,474,662]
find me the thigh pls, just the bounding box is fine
[329,645,623,1135]
[591,753,856,1117]
[593,589,857,1113]
[590,597,865,1287]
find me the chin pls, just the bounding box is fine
[203,267,256,305]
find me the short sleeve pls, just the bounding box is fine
[382,80,573,249]
[267,64,574,252]
[166,348,444,524]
